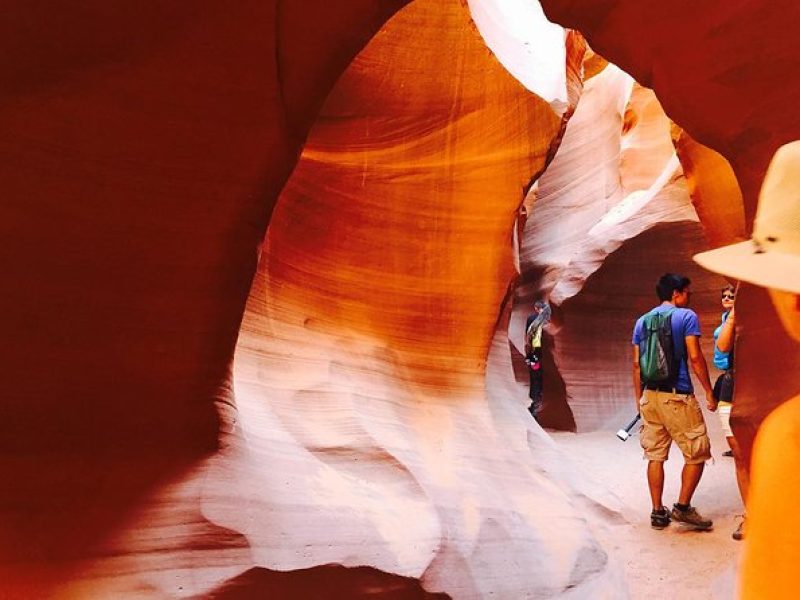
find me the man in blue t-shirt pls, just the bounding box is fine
[631,273,716,531]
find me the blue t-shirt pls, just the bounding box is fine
[632,305,702,393]
[713,311,732,370]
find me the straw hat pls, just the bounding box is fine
[694,140,800,294]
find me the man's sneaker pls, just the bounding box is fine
[650,507,671,529]
[732,518,745,541]
[671,504,713,530]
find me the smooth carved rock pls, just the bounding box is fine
[0,1,412,597]
[467,0,572,115]
[539,0,800,219]
[5,1,782,597]
[0,1,625,596]
[227,1,626,597]
[513,75,724,431]
[672,129,747,249]
[539,1,800,549]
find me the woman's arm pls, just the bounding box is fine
[717,306,736,353]
[632,345,641,412]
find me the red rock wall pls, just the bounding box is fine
[538,0,800,461]
[672,129,747,248]
[0,2,412,597]
[6,1,794,597]
[512,72,727,431]
[229,2,625,597]
[539,0,800,219]
[0,0,635,597]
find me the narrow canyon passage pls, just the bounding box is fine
[3,1,800,598]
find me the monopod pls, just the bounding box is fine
[616,413,641,441]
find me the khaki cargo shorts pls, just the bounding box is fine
[639,389,711,463]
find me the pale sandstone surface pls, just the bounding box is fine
[539,0,800,220]
[539,0,800,455]
[0,1,775,598]
[227,1,627,597]
[0,1,420,598]
[511,76,725,431]
[466,0,569,114]
[552,410,742,600]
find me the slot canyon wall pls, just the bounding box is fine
[539,0,800,480]
[1,0,798,598]
[509,66,728,431]
[231,1,624,597]
[0,1,419,597]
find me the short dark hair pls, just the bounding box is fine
[656,273,691,301]
[721,283,735,295]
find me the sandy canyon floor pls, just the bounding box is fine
[550,403,743,600]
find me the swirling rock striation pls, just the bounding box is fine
[229,1,625,597]
[538,0,800,471]
[0,1,412,597]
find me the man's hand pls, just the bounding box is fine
[706,395,719,412]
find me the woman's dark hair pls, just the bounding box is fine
[721,283,735,295]
[656,273,691,301]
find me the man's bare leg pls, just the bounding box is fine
[647,460,665,510]
[677,462,704,505]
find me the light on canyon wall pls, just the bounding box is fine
[467,0,569,115]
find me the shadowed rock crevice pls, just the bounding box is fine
[199,565,450,599]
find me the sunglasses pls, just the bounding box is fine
[722,293,735,300]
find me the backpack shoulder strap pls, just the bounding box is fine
[664,307,686,362]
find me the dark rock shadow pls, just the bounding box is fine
[199,565,450,600]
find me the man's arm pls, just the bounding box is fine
[685,335,717,411]
[632,345,641,412]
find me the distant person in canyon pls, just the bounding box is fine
[632,273,716,531]
[713,284,737,453]
[694,140,800,598]
[712,283,747,540]
[524,299,551,420]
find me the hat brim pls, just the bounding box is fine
[694,240,800,294]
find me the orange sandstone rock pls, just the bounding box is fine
[227,1,624,597]
[540,0,800,508]
[514,78,726,430]
[540,0,800,219]
[0,1,412,597]
[672,129,747,249]
[668,132,797,471]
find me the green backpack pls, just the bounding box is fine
[639,308,677,385]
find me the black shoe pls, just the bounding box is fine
[722,450,734,457]
[650,507,671,529]
[671,504,713,530]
